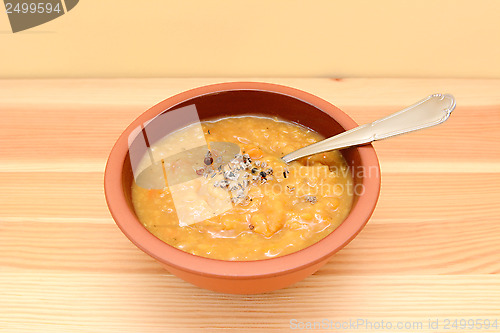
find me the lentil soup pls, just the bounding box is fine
[131,116,353,260]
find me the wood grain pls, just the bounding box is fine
[1,79,499,332]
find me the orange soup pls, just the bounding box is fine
[131,116,353,260]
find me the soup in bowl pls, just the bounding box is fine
[104,82,380,294]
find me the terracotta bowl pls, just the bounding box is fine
[104,82,381,294]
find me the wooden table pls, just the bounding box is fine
[1,78,499,332]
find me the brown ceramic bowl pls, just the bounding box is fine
[104,82,380,294]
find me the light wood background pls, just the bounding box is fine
[1,1,500,79]
[1,78,499,332]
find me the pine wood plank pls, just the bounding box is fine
[2,216,500,275]
[0,172,498,275]
[1,80,499,170]
[1,272,499,332]
[1,172,497,220]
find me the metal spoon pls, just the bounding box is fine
[281,93,456,163]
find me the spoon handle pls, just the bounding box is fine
[282,93,456,163]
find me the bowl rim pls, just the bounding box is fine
[104,81,381,279]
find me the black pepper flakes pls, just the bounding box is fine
[204,151,213,165]
[259,171,267,179]
[251,168,258,174]
[224,170,238,181]
[283,171,287,178]
[248,224,255,230]
[304,195,317,204]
